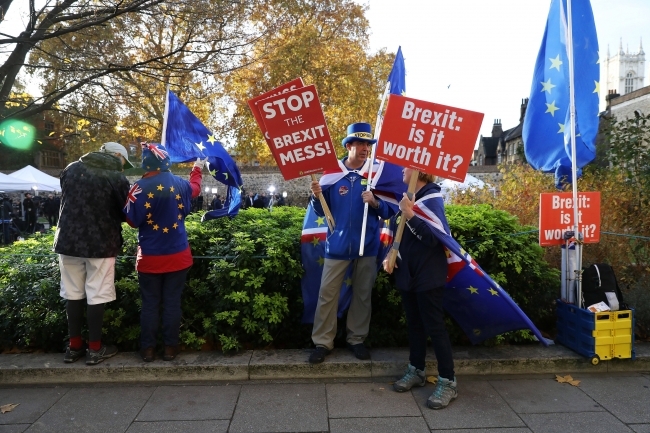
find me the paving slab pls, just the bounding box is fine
[229,383,328,433]
[24,386,153,433]
[577,374,650,424]
[434,429,532,433]
[125,420,229,432]
[519,411,632,433]
[249,349,370,380]
[412,380,525,430]
[489,377,604,413]
[326,382,420,418]
[0,425,30,433]
[136,385,241,421]
[329,416,429,433]
[629,424,650,433]
[0,387,68,424]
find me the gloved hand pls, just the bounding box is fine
[193,157,208,170]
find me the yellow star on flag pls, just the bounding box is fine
[545,101,560,116]
[147,220,153,225]
[382,238,390,247]
[540,78,556,94]
[156,184,164,191]
[144,202,151,209]
[549,54,563,71]
[195,142,206,151]
[593,80,600,95]
[209,169,217,176]
[173,223,178,229]
[344,277,352,287]
[178,214,182,220]
[207,134,217,145]
[147,192,154,198]
[169,186,175,192]
[311,236,320,247]
[558,123,565,133]
[146,213,152,219]
[223,173,229,180]
[467,286,479,295]
[488,288,499,296]
[175,194,181,200]
[315,216,325,227]
[163,227,169,233]
[178,203,184,209]
[317,256,325,266]
[153,224,159,231]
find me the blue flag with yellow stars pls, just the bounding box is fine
[385,189,548,345]
[163,90,244,219]
[522,0,599,188]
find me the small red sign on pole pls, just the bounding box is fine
[259,84,339,180]
[247,78,305,145]
[539,192,601,246]
[375,94,484,182]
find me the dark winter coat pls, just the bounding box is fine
[53,152,130,258]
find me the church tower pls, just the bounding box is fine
[604,38,646,97]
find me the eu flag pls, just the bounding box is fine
[163,90,244,218]
[522,0,599,188]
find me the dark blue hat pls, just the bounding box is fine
[141,142,171,172]
[341,122,377,147]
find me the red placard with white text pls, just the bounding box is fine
[259,84,339,180]
[247,78,305,144]
[376,94,484,181]
[539,192,601,246]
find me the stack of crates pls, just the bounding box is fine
[556,300,635,365]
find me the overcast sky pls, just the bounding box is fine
[363,0,650,144]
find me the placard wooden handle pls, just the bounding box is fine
[387,170,419,271]
[311,174,335,233]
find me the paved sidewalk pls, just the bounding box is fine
[1,372,649,432]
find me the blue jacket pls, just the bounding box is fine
[311,160,393,260]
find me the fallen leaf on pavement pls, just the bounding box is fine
[556,374,578,385]
[427,376,438,384]
[1,404,19,414]
[569,380,581,386]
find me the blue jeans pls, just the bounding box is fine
[138,268,189,348]
[400,286,455,380]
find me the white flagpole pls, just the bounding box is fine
[359,80,391,256]
[566,0,583,307]
[160,85,170,147]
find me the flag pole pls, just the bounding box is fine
[566,0,583,307]
[161,85,170,147]
[359,80,391,256]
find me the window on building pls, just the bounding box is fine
[44,121,55,134]
[625,72,634,94]
[41,150,61,168]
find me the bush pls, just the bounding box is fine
[0,205,559,352]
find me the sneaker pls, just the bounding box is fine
[393,364,426,392]
[347,343,370,360]
[426,376,458,409]
[308,346,331,364]
[85,344,118,366]
[63,343,87,363]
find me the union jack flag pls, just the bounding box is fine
[142,142,169,161]
[124,183,142,213]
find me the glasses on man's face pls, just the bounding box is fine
[354,142,373,148]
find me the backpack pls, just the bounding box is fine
[581,263,626,311]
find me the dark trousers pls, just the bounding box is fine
[400,286,455,380]
[138,268,189,349]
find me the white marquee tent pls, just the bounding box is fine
[8,165,61,192]
[0,172,36,192]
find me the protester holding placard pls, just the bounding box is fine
[307,122,394,364]
[383,168,457,410]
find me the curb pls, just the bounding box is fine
[1,342,648,385]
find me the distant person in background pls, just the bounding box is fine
[243,192,255,209]
[23,193,37,233]
[124,143,205,363]
[212,194,223,210]
[275,194,285,207]
[43,194,58,227]
[1,195,14,245]
[54,141,132,365]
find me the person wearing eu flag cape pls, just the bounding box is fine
[383,168,457,410]
[124,143,206,362]
[307,122,394,364]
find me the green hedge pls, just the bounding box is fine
[0,205,559,352]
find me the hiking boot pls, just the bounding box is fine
[85,344,118,366]
[426,376,458,409]
[163,345,181,361]
[347,343,370,360]
[393,364,426,392]
[140,347,155,363]
[308,346,331,364]
[63,343,87,363]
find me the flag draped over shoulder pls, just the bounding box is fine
[163,90,244,219]
[522,0,599,188]
[390,191,547,345]
[300,47,408,323]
